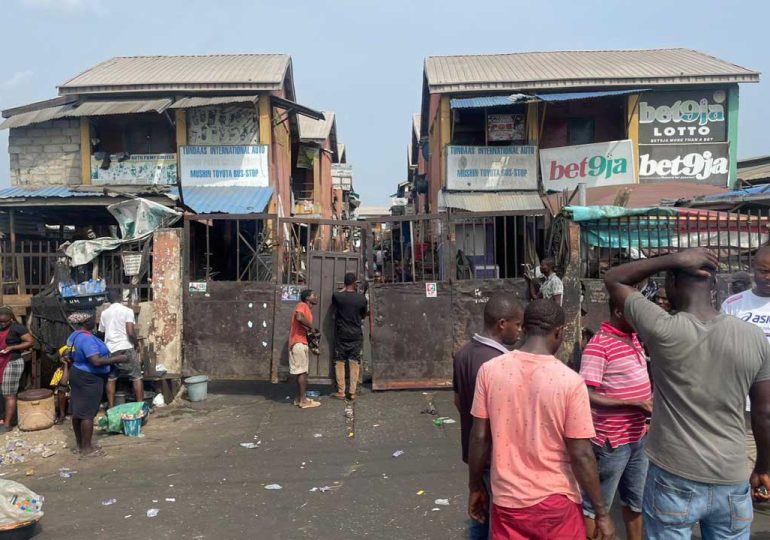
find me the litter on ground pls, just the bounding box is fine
[265,484,282,490]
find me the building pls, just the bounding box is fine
[415,48,759,215]
[1,54,328,218]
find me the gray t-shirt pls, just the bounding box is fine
[625,292,770,484]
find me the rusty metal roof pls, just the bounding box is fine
[169,95,259,109]
[439,191,545,213]
[68,98,173,116]
[298,112,336,141]
[738,156,770,184]
[547,182,729,211]
[425,49,759,93]
[59,54,291,94]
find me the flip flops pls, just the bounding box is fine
[298,399,321,409]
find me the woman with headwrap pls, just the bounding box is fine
[0,306,34,432]
[65,311,128,457]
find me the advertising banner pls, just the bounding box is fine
[487,114,525,142]
[638,143,729,186]
[540,140,636,191]
[91,154,177,185]
[446,145,538,190]
[639,90,727,144]
[332,163,353,190]
[179,145,269,186]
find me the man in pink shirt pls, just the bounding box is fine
[468,299,615,540]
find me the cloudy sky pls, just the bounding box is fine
[1,0,768,204]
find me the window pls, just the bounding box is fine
[567,118,595,146]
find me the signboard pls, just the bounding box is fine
[540,140,636,191]
[487,114,525,142]
[446,145,538,190]
[91,154,177,185]
[639,90,727,144]
[179,145,269,187]
[638,143,729,186]
[332,163,353,190]
[425,283,437,298]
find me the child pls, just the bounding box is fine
[52,346,71,425]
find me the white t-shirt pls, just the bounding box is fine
[99,303,135,353]
[541,273,564,305]
[721,289,770,411]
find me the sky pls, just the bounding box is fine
[1,0,769,206]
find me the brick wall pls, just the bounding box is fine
[8,119,81,186]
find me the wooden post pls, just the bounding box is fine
[80,118,91,185]
[626,94,641,183]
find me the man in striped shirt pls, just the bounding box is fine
[579,299,652,540]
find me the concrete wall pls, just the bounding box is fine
[186,105,260,146]
[147,229,183,374]
[8,119,81,186]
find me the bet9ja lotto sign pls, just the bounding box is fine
[540,139,636,191]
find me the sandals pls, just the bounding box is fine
[330,392,346,400]
[298,399,321,409]
[80,447,105,458]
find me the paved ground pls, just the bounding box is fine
[3,384,770,539]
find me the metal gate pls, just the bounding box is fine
[276,217,369,384]
[182,213,278,379]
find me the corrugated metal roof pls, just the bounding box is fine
[450,96,518,109]
[0,186,97,199]
[172,186,273,214]
[298,112,335,141]
[439,191,545,213]
[59,54,291,94]
[0,104,74,130]
[67,98,173,117]
[536,89,645,102]
[738,156,770,183]
[425,49,759,93]
[169,95,259,109]
[546,182,728,212]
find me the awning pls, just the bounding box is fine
[169,186,273,214]
[535,89,647,103]
[169,95,259,109]
[0,98,173,129]
[439,191,545,213]
[0,104,74,129]
[449,89,646,109]
[65,98,173,117]
[270,96,325,121]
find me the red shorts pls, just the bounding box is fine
[492,495,585,540]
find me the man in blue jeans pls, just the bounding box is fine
[580,299,652,540]
[605,248,770,539]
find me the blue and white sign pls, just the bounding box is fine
[446,145,538,190]
[180,145,269,187]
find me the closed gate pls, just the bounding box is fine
[182,213,278,379]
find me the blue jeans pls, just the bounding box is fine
[583,437,649,518]
[468,469,491,540]
[643,462,753,539]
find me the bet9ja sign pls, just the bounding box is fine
[540,139,636,191]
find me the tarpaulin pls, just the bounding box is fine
[66,198,181,266]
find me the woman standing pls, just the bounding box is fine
[0,306,34,432]
[65,312,127,457]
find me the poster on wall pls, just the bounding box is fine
[179,145,269,187]
[638,143,729,186]
[446,145,538,190]
[540,139,636,191]
[332,164,353,190]
[487,114,525,142]
[91,154,177,185]
[638,89,727,145]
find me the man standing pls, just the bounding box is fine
[331,273,368,400]
[468,300,615,540]
[289,289,320,409]
[453,293,523,540]
[100,289,143,409]
[722,246,770,470]
[605,248,770,538]
[526,258,563,306]
[580,299,652,540]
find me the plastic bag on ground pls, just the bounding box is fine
[0,479,44,526]
[98,402,149,433]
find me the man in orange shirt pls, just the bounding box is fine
[289,289,320,409]
[468,299,615,540]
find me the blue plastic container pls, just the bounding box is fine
[122,415,143,437]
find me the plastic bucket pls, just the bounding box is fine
[121,415,143,437]
[114,392,127,406]
[184,375,209,402]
